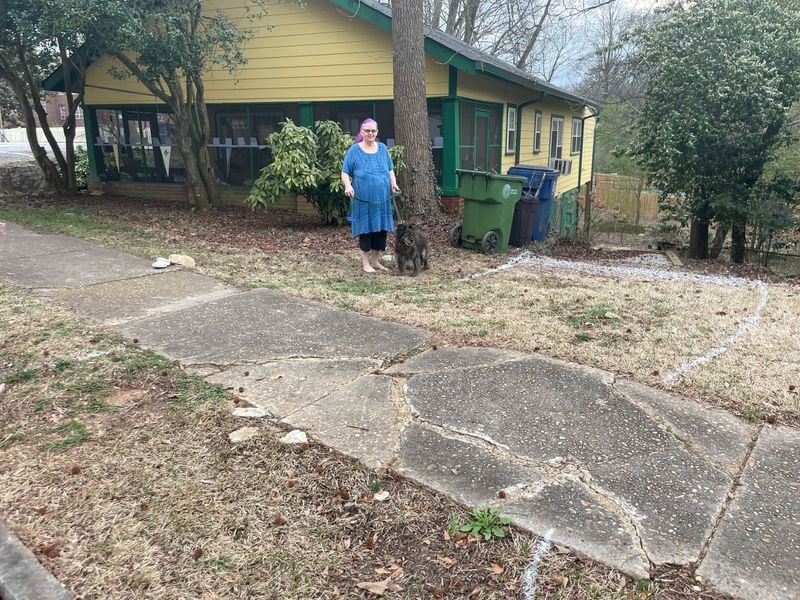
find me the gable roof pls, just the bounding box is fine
[44,0,599,110]
[329,0,598,109]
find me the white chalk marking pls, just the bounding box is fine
[662,281,769,385]
[524,528,554,600]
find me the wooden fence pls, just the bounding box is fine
[591,173,660,225]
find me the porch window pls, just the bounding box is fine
[571,117,583,154]
[459,101,502,172]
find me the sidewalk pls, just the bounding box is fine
[0,221,797,600]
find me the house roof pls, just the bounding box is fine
[330,0,598,109]
[44,0,599,110]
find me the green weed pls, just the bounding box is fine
[4,368,37,384]
[42,419,90,451]
[459,507,512,541]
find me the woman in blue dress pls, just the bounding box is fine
[341,118,401,273]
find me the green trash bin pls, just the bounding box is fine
[450,170,527,254]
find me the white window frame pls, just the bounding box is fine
[533,110,542,153]
[75,107,84,120]
[550,116,564,159]
[59,105,67,120]
[571,117,583,155]
[506,105,517,154]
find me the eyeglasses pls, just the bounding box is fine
[362,129,378,134]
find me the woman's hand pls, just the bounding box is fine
[344,183,355,198]
[390,182,401,195]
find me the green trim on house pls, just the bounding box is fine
[298,103,314,127]
[82,107,101,182]
[441,97,459,195]
[448,66,458,97]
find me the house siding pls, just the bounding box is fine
[84,0,449,105]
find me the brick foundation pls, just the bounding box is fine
[440,195,463,216]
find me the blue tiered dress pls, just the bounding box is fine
[342,142,395,237]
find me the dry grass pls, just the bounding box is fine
[0,284,731,599]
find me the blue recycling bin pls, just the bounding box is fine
[506,166,560,240]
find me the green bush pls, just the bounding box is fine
[248,119,405,225]
[74,145,89,190]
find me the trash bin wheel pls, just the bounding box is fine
[481,230,499,254]
[449,224,463,248]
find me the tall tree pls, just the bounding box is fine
[99,0,266,210]
[392,0,439,219]
[0,0,95,194]
[633,0,800,261]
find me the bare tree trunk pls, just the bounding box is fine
[393,0,438,219]
[430,0,444,29]
[462,0,480,44]
[709,223,728,259]
[730,219,746,264]
[515,0,553,70]
[444,0,461,35]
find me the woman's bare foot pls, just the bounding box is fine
[361,251,376,273]
[370,250,389,271]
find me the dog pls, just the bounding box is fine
[394,223,429,276]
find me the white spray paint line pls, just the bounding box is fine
[524,528,554,600]
[662,281,769,385]
[460,252,770,384]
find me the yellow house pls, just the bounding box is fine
[45,0,598,223]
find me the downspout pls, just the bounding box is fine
[577,108,599,238]
[514,92,546,166]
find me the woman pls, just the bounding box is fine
[341,118,401,273]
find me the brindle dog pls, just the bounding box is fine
[394,223,429,276]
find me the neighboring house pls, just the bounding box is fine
[44,0,597,216]
[33,92,84,128]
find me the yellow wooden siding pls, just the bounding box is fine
[85,0,448,105]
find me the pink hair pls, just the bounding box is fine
[353,118,378,144]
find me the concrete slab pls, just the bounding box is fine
[395,422,547,508]
[0,237,161,288]
[406,356,673,464]
[384,346,525,375]
[0,521,72,600]
[698,427,800,600]
[615,379,755,477]
[46,270,239,325]
[121,288,429,364]
[281,375,404,469]
[591,448,732,565]
[0,225,88,259]
[504,478,650,580]
[207,358,381,418]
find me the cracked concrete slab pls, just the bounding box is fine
[281,375,404,469]
[46,270,239,325]
[395,422,547,508]
[698,427,800,600]
[0,225,94,260]
[504,478,650,580]
[591,447,732,565]
[615,379,755,477]
[406,356,673,464]
[206,358,381,418]
[384,346,526,375]
[120,288,429,364]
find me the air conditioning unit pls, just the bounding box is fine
[548,158,573,175]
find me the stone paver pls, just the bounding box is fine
[698,427,800,600]
[120,288,429,364]
[282,375,404,469]
[47,269,239,325]
[207,358,381,418]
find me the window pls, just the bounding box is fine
[76,107,83,120]
[550,116,564,159]
[506,106,517,154]
[533,110,542,153]
[459,101,502,172]
[59,105,67,120]
[571,117,583,154]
